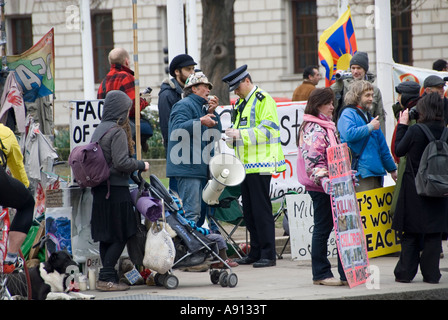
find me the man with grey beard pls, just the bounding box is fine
[337,80,397,192]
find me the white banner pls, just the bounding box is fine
[70,100,308,199]
[392,63,448,98]
[285,193,337,261]
[215,101,307,200]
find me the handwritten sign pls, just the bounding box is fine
[358,186,401,258]
[70,100,104,149]
[328,143,369,288]
[216,101,307,199]
[286,194,337,260]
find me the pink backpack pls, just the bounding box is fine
[68,128,113,198]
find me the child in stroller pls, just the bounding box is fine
[132,173,239,289]
[169,191,239,269]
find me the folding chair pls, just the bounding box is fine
[271,191,298,259]
[208,185,247,259]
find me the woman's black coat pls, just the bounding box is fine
[392,121,448,234]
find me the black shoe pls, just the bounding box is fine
[253,259,276,268]
[234,256,258,265]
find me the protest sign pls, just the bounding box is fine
[328,143,369,288]
[357,186,401,258]
[216,101,307,199]
[286,193,337,261]
[70,100,104,149]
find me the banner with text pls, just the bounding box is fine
[328,143,369,288]
[357,186,401,258]
[69,100,105,149]
[286,193,337,261]
[287,186,400,261]
[70,100,308,199]
[216,101,307,200]
[7,28,55,102]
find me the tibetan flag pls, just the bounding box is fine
[318,7,357,87]
[7,28,55,102]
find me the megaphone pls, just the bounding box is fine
[202,153,246,205]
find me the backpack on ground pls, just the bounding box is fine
[414,123,448,197]
[68,127,114,198]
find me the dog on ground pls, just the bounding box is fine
[26,250,95,300]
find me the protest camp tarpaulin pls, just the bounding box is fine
[327,143,369,288]
[7,28,55,102]
[318,6,357,87]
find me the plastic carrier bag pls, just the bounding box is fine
[143,209,175,274]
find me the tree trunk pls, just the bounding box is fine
[200,0,236,105]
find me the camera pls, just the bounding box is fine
[408,106,419,120]
[335,71,353,81]
[142,86,152,94]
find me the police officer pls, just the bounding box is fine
[223,65,286,268]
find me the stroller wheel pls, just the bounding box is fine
[227,273,238,288]
[219,271,228,287]
[164,274,179,290]
[154,273,166,286]
[210,270,220,284]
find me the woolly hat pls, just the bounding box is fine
[350,51,369,72]
[395,81,421,107]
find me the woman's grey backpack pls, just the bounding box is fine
[414,123,448,197]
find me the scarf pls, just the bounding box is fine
[302,114,338,147]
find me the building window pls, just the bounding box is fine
[291,0,318,74]
[91,11,114,83]
[10,16,33,55]
[391,0,413,65]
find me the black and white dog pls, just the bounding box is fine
[27,251,94,300]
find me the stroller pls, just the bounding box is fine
[131,172,238,289]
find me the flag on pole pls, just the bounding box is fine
[318,7,357,87]
[7,28,55,102]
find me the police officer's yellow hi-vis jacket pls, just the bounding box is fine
[231,87,286,174]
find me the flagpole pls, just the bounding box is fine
[132,0,141,160]
[0,0,7,73]
[374,0,394,145]
[338,0,349,17]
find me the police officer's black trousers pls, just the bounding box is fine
[240,173,276,261]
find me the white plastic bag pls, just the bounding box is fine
[143,211,175,274]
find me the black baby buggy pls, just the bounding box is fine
[131,173,238,289]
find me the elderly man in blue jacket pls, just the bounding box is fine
[337,80,397,192]
[166,73,222,223]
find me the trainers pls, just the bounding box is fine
[313,277,344,286]
[3,257,24,274]
[96,280,130,292]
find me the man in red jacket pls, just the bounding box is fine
[98,48,152,151]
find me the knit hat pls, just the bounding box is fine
[395,81,421,107]
[350,51,369,72]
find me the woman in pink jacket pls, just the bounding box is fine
[297,88,347,286]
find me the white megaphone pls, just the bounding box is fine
[202,153,246,205]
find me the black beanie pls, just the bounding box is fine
[395,81,421,108]
[350,52,369,72]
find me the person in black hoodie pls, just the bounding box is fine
[90,90,149,291]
